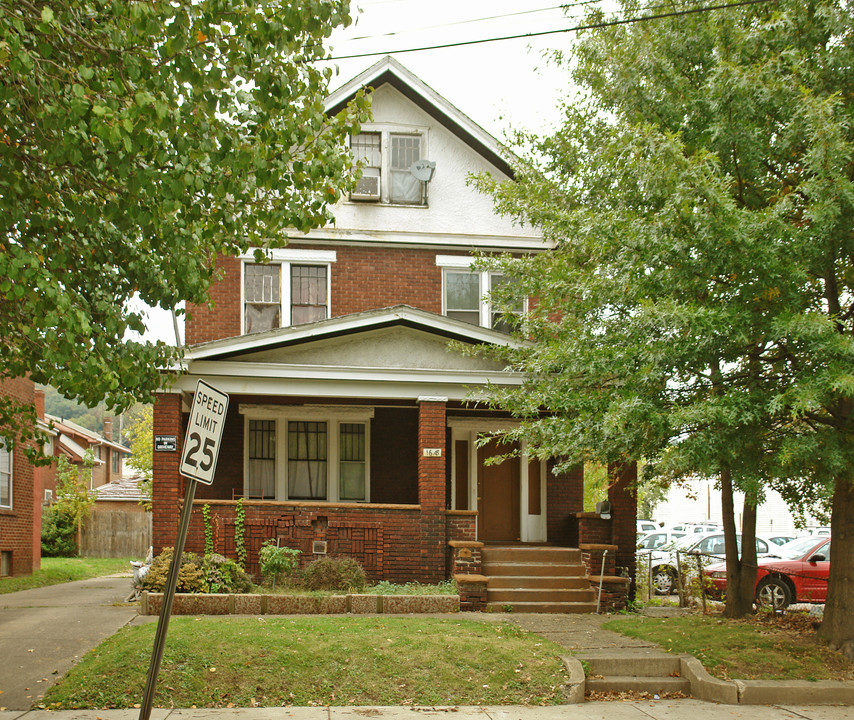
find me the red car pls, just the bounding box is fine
[703,535,830,610]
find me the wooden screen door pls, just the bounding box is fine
[477,438,520,542]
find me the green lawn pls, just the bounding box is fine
[43,616,570,709]
[604,612,854,681]
[0,557,132,594]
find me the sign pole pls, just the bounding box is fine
[138,380,229,720]
[138,476,197,720]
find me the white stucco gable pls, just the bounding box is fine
[171,306,525,401]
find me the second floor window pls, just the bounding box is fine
[442,268,524,333]
[243,262,329,333]
[0,441,11,508]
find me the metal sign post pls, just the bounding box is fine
[139,380,229,720]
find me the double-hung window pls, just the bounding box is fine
[241,249,335,334]
[241,406,372,502]
[0,441,11,509]
[437,256,524,333]
[350,130,427,205]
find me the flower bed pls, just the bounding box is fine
[141,591,460,616]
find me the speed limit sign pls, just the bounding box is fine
[179,380,229,485]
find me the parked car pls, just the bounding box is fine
[703,535,830,610]
[768,535,797,546]
[637,530,686,551]
[640,532,776,595]
[637,519,658,534]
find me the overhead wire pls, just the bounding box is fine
[327,0,779,60]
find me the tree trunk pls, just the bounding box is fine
[721,468,757,618]
[819,477,854,660]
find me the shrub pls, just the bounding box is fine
[141,548,253,594]
[41,504,78,557]
[302,556,367,592]
[258,540,301,589]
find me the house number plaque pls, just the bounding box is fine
[422,448,442,457]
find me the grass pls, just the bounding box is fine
[252,579,459,596]
[604,611,854,681]
[0,557,132,594]
[42,616,570,709]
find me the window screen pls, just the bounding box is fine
[444,271,481,326]
[351,132,381,168]
[0,442,10,507]
[389,134,423,204]
[245,263,281,333]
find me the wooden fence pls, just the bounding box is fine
[80,507,152,558]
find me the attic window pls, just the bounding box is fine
[350,130,427,205]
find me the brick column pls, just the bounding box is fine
[608,461,638,594]
[547,461,584,546]
[417,396,447,583]
[152,392,185,552]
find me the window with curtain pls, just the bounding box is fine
[389,134,423,204]
[338,423,366,501]
[248,420,276,499]
[288,421,327,500]
[290,265,327,325]
[0,441,11,508]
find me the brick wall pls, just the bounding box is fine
[184,247,471,345]
[417,399,447,582]
[608,461,638,594]
[152,392,185,550]
[181,500,423,583]
[0,376,36,576]
[547,461,583,546]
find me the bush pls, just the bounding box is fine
[258,540,300,589]
[141,548,253,594]
[41,504,79,557]
[302,556,367,592]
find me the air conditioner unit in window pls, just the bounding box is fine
[351,168,381,201]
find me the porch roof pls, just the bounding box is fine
[166,306,527,401]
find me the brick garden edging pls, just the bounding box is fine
[141,591,459,616]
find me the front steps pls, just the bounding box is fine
[582,655,691,696]
[481,545,596,613]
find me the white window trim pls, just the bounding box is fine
[0,441,12,510]
[240,405,373,502]
[350,124,429,206]
[240,249,337,335]
[437,258,525,329]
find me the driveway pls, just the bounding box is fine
[0,574,138,710]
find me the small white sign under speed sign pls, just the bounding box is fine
[179,380,230,485]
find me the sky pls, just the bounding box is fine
[133,0,587,345]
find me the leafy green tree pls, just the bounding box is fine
[42,454,96,555]
[474,0,854,656]
[1,0,368,452]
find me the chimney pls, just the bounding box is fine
[34,389,45,421]
[103,417,113,441]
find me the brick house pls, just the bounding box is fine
[152,57,637,610]
[0,377,38,577]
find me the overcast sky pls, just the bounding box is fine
[133,1,583,345]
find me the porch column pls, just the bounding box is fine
[608,461,638,593]
[152,392,184,552]
[417,396,447,583]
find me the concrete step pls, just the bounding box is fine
[484,600,598,613]
[585,675,691,695]
[488,575,591,589]
[483,562,587,577]
[487,587,596,603]
[481,546,583,563]
[583,656,682,677]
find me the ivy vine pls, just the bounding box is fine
[202,504,214,556]
[234,497,247,568]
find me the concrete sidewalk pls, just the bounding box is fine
[1,703,853,720]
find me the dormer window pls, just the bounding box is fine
[350,130,427,205]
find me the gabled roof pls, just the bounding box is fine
[45,414,131,457]
[184,305,523,362]
[326,56,514,178]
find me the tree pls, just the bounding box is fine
[41,453,96,556]
[124,402,153,508]
[1,0,368,453]
[474,0,854,656]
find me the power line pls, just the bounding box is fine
[327,0,779,60]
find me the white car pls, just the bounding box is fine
[639,532,776,595]
[637,530,687,551]
[637,520,658,534]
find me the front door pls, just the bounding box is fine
[477,438,520,542]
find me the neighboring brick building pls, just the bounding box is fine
[152,57,637,598]
[0,377,37,577]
